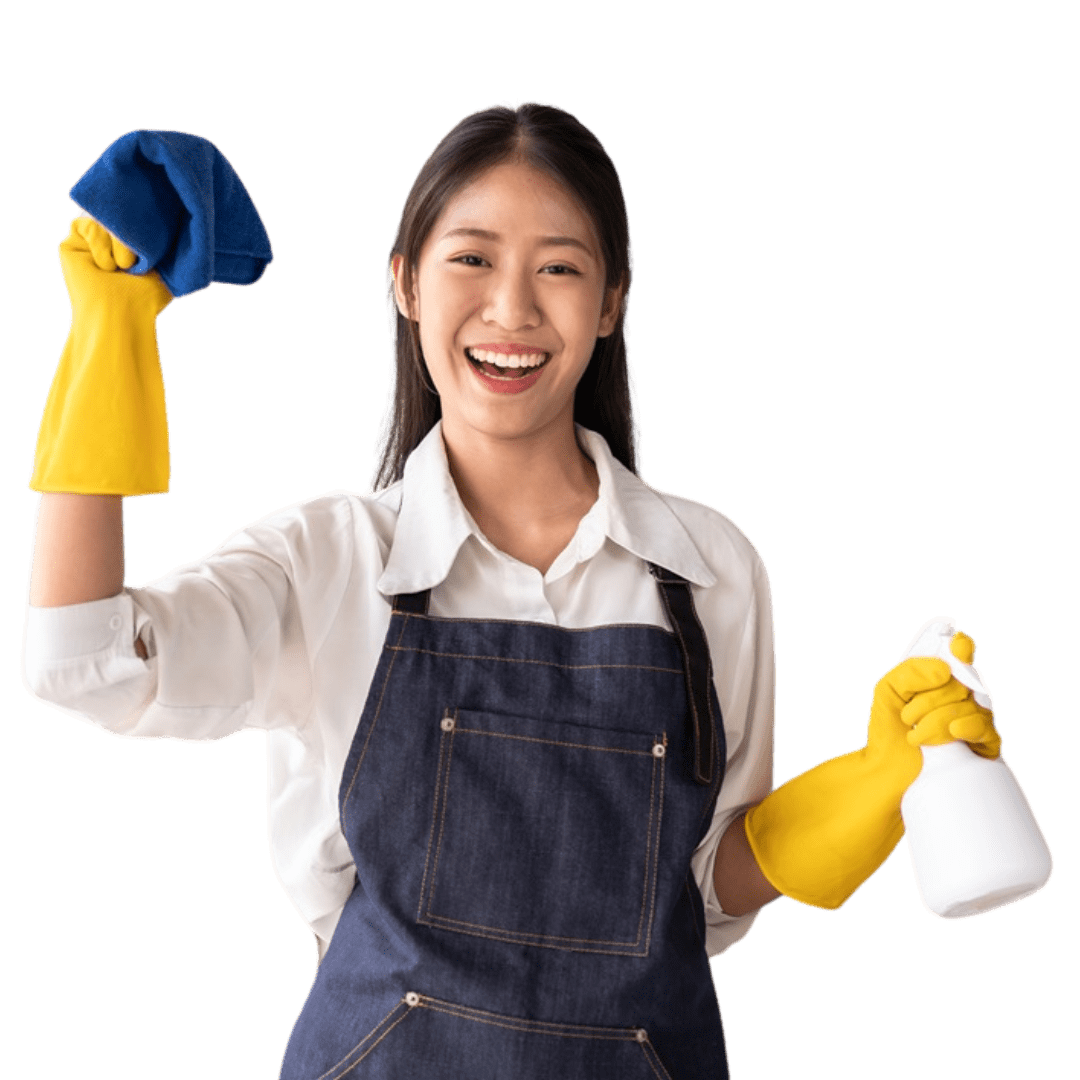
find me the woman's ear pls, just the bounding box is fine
[597,281,625,338]
[391,254,417,320]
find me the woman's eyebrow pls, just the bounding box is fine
[440,226,594,256]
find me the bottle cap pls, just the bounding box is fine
[904,617,992,709]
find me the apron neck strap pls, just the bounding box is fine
[392,590,431,615]
[648,563,718,787]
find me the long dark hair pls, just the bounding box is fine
[374,104,635,488]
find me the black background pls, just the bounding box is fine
[19,71,1062,1075]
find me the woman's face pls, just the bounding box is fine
[393,159,622,447]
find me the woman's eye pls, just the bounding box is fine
[451,255,578,274]
[453,254,487,267]
[542,264,579,276]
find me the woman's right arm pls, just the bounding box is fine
[29,493,147,655]
[29,214,169,626]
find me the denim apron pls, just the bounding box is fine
[280,563,729,1079]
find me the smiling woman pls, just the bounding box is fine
[377,104,633,489]
[21,99,1054,1080]
[25,103,996,1080]
[391,158,624,572]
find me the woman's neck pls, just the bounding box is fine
[440,417,599,575]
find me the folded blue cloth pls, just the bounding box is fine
[70,131,272,297]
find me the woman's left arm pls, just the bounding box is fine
[713,809,781,916]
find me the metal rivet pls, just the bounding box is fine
[635,1027,648,1043]
[652,742,666,758]
[404,991,420,1007]
[440,716,455,732]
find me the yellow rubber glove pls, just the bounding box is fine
[745,632,1000,909]
[30,217,173,495]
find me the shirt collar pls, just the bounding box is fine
[376,421,716,597]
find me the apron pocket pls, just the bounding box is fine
[326,992,675,1079]
[417,706,667,956]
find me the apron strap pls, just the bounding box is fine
[648,562,718,787]
[392,589,431,615]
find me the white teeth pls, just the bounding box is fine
[467,348,547,368]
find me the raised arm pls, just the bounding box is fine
[28,216,171,659]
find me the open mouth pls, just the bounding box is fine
[465,347,551,381]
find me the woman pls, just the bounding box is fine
[27,105,997,1078]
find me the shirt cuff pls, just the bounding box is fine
[25,592,138,663]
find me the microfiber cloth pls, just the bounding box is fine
[70,130,272,297]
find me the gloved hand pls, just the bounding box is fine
[901,631,1001,758]
[31,216,173,495]
[744,632,1000,909]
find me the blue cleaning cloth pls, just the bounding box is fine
[70,131,272,297]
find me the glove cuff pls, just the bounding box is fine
[31,313,169,496]
[744,748,912,909]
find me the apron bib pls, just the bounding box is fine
[281,564,729,1079]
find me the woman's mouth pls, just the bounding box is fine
[465,347,550,377]
[464,347,552,393]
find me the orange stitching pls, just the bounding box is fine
[414,704,453,924]
[417,731,666,955]
[412,995,676,1076]
[415,995,644,1040]
[451,730,652,756]
[637,746,663,956]
[386,613,673,635]
[384,643,678,669]
[423,708,453,928]
[418,910,643,948]
[630,1041,673,1080]
[315,997,412,1080]
[643,743,660,954]
[341,613,408,829]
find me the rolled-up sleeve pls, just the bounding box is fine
[23,496,354,741]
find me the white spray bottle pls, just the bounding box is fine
[899,619,1052,917]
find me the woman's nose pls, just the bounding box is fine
[482,268,540,330]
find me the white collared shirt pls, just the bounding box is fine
[24,423,774,958]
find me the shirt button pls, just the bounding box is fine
[108,615,122,631]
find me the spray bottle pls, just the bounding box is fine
[899,619,1052,917]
